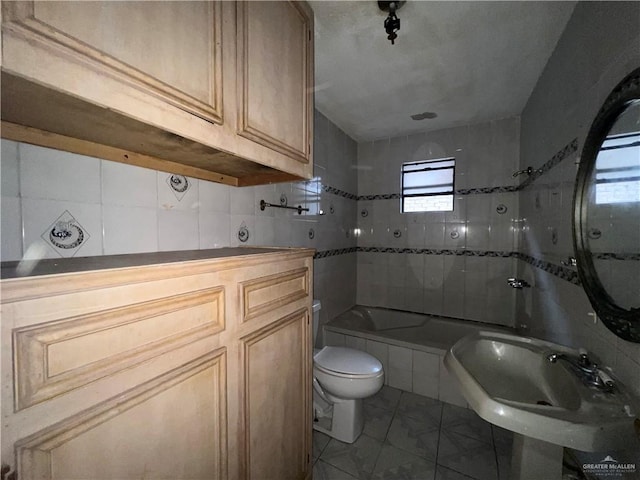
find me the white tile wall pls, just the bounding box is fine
[365,340,389,385]
[388,345,413,391]
[438,357,468,408]
[20,143,101,204]
[356,117,521,327]
[0,110,358,328]
[0,196,21,261]
[103,205,158,255]
[324,331,346,347]
[157,209,199,251]
[345,335,366,352]
[1,140,19,197]
[102,161,157,207]
[518,2,640,396]
[412,350,439,399]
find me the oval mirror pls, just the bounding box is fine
[573,68,640,342]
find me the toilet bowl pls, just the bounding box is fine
[312,300,384,443]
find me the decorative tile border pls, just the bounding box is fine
[455,186,519,195]
[357,247,514,257]
[351,246,582,285]
[517,138,579,190]
[314,245,587,286]
[356,189,519,201]
[321,185,357,200]
[358,193,402,201]
[592,252,640,261]
[514,252,581,285]
[313,247,357,259]
[354,138,579,201]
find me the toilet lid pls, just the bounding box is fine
[314,347,382,376]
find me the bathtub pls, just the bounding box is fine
[322,305,513,407]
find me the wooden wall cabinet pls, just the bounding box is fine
[0,248,314,479]
[0,1,313,187]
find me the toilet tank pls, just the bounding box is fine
[312,299,322,344]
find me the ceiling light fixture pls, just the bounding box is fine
[378,1,405,45]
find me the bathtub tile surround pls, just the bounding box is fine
[412,350,440,399]
[356,116,521,328]
[388,345,413,391]
[517,1,640,396]
[323,332,467,408]
[312,386,511,480]
[322,306,523,408]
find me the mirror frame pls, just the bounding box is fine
[573,67,640,343]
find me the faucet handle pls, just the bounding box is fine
[578,348,592,367]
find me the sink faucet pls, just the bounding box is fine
[547,349,615,392]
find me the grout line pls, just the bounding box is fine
[491,425,502,480]
[314,459,357,479]
[433,397,445,480]
[16,141,25,259]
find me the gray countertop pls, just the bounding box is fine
[1,247,314,280]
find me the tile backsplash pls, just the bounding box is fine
[0,110,358,323]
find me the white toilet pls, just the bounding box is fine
[312,299,384,443]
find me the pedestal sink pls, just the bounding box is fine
[444,331,640,480]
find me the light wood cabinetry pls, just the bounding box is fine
[0,248,314,479]
[0,1,313,187]
[237,1,313,166]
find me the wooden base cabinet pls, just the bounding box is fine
[0,248,313,479]
[1,1,313,187]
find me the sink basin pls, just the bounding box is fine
[444,331,639,452]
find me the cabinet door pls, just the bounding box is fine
[15,351,227,479]
[4,269,229,479]
[236,1,313,165]
[240,308,311,479]
[2,1,223,124]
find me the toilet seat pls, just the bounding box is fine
[314,346,383,378]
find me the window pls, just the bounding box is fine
[401,158,455,212]
[595,132,640,204]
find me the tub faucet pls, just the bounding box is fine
[547,349,615,392]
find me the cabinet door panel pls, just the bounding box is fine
[14,287,225,410]
[240,308,310,479]
[237,1,312,164]
[16,351,227,479]
[3,1,223,123]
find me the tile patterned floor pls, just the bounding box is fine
[313,386,512,480]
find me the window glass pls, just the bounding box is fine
[401,158,455,212]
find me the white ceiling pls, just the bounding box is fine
[310,1,576,141]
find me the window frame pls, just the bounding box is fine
[401,157,456,213]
